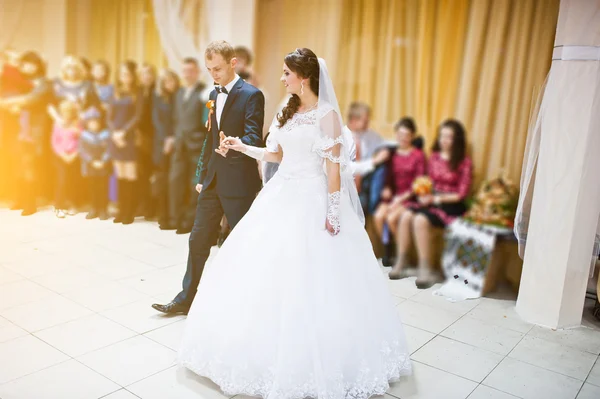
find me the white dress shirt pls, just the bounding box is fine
[216,74,241,129]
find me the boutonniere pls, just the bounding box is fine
[205,100,215,130]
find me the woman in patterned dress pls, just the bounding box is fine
[373,117,426,245]
[390,119,473,288]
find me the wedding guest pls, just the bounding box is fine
[152,68,179,229]
[49,55,100,121]
[137,63,157,219]
[92,60,116,205]
[343,102,390,215]
[0,51,52,215]
[0,48,32,205]
[92,60,114,107]
[79,107,111,220]
[51,100,82,218]
[373,117,426,239]
[107,60,142,225]
[169,57,208,234]
[390,119,472,288]
[234,46,260,87]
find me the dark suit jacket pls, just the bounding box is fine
[151,92,176,165]
[173,82,208,152]
[197,78,264,197]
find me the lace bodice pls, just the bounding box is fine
[267,109,327,179]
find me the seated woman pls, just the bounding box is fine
[389,119,472,289]
[373,117,426,241]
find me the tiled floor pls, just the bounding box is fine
[1,208,600,399]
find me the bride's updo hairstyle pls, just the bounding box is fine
[277,48,320,128]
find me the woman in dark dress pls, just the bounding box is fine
[152,68,179,229]
[92,60,117,204]
[137,63,157,218]
[107,60,142,224]
[92,60,114,108]
[391,119,473,289]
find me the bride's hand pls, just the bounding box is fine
[325,219,339,236]
[223,137,246,153]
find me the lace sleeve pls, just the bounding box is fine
[314,57,365,228]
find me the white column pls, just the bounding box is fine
[516,0,600,329]
[205,0,256,50]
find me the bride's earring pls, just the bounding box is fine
[300,81,304,95]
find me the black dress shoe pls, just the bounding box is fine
[176,226,192,235]
[86,211,98,220]
[152,301,190,315]
[98,210,109,220]
[382,255,395,267]
[160,224,177,231]
[122,216,135,225]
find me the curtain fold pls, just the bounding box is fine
[152,0,209,77]
[0,0,26,50]
[89,0,165,73]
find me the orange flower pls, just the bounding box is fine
[206,100,215,131]
[412,176,433,196]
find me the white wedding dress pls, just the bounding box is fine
[178,104,412,399]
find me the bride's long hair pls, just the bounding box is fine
[277,48,320,128]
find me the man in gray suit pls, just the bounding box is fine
[168,58,209,234]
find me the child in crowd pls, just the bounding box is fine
[51,100,81,218]
[79,107,111,220]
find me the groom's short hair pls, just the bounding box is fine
[206,40,236,63]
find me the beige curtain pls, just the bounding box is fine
[88,0,166,74]
[255,0,560,186]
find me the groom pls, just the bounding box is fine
[153,40,265,314]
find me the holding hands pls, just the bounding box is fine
[215,131,230,157]
[216,132,247,156]
[222,136,245,153]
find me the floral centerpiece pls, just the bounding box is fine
[464,173,518,228]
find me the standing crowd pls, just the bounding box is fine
[0,47,258,236]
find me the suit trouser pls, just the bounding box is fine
[168,142,202,227]
[174,182,255,305]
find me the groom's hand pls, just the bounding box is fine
[215,131,229,157]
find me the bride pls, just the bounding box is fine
[179,48,412,399]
